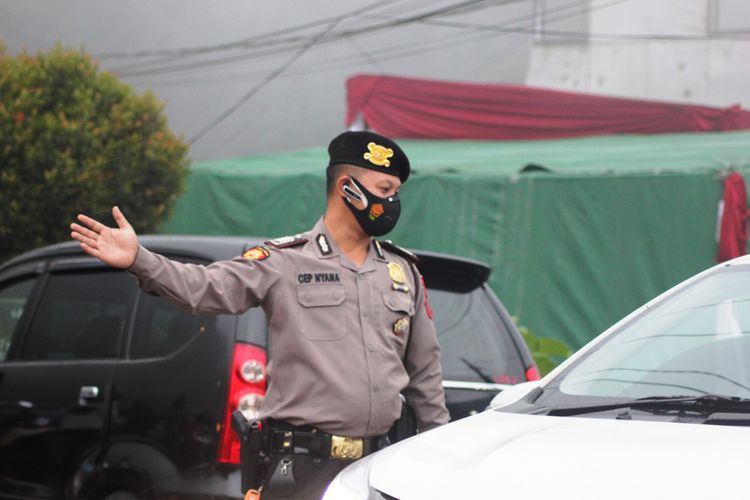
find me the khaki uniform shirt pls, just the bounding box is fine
[129,217,449,437]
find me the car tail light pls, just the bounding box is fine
[525,365,541,381]
[217,342,267,464]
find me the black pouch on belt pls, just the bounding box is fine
[267,455,296,497]
[389,397,418,443]
[232,410,269,493]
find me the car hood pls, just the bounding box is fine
[367,410,750,499]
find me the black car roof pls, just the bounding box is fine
[1,235,491,290]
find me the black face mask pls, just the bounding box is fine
[342,176,401,237]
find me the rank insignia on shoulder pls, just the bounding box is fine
[379,240,419,264]
[265,234,307,249]
[242,246,270,261]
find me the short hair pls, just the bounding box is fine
[326,164,360,197]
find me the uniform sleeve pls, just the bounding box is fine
[127,244,283,315]
[403,269,450,431]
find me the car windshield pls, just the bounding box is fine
[551,264,750,400]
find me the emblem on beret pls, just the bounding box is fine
[242,246,270,261]
[364,142,394,167]
[387,262,406,284]
[369,203,384,221]
[393,316,410,336]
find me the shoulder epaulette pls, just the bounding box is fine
[265,234,308,249]
[379,240,419,264]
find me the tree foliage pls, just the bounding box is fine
[0,44,189,262]
[515,317,573,377]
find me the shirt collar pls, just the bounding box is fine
[312,216,380,273]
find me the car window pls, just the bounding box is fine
[431,287,525,384]
[0,277,38,361]
[556,265,750,399]
[130,291,213,359]
[20,270,136,361]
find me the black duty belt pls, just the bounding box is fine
[265,420,390,460]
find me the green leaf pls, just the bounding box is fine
[518,319,573,376]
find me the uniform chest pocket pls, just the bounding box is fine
[381,291,415,356]
[296,285,346,341]
[382,291,415,317]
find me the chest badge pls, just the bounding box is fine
[387,262,406,284]
[393,316,410,336]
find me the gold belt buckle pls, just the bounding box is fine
[330,435,364,460]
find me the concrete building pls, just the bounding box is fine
[526,0,750,107]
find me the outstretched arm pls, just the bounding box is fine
[70,206,139,269]
[70,206,281,315]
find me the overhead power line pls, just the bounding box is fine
[114,0,501,78]
[187,18,342,145]
[108,0,412,74]
[128,0,630,87]
[95,0,405,60]
[420,20,750,41]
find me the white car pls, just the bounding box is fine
[325,255,750,499]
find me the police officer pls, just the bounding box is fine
[70,131,449,499]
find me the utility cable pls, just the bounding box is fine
[115,0,501,78]
[96,0,408,60]
[129,0,625,87]
[187,18,341,145]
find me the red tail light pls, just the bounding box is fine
[525,365,541,381]
[217,343,267,464]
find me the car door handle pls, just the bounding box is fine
[79,385,101,405]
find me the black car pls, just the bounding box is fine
[0,236,537,499]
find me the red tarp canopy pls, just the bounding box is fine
[346,74,750,140]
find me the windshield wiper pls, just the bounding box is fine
[460,357,495,384]
[547,394,750,416]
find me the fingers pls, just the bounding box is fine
[70,230,98,249]
[77,213,107,234]
[112,206,131,230]
[70,222,99,241]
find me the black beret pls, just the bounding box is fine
[327,131,410,183]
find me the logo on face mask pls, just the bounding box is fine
[369,203,384,220]
[343,177,401,237]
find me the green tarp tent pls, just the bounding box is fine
[163,131,750,349]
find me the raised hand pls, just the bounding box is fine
[70,206,139,269]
